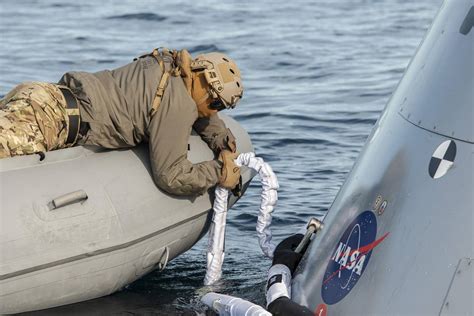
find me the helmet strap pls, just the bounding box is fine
[191,71,212,107]
[177,49,193,95]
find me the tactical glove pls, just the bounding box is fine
[272,234,304,275]
[218,150,240,190]
[226,130,237,153]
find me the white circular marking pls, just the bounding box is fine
[430,140,456,179]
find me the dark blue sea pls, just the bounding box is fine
[0,0,442,314]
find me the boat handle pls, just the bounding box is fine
[51,190,88,209]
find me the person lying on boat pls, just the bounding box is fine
[0,48,242,196]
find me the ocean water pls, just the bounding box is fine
[0,0,443,314]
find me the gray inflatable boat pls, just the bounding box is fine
[0,114,255,314]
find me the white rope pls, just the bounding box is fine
[235,152,278,258]
[204,186,229,285]
[204,152,278,286]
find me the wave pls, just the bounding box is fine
[188,44,221,54]
[106,13,167,21]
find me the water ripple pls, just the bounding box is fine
[188,44,222,54]
[0,0,442,314]
[106,13,167,21]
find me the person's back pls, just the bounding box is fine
[0,48,244,196]
[59,52,169,148]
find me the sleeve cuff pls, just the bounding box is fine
[266,264,292,308]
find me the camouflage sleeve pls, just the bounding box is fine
[148,89,222,196]
[193,113,236,153]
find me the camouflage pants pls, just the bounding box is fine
[0,82,70,158]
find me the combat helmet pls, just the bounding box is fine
[191,53,243,109]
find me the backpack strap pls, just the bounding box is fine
[148,48,170,116]
[150,70,170,116]
[136,48,185,117]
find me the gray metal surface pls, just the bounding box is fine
[397,0,474,143]
[0,114,255,314]
[440,258,473,315]
[292,0,474,315]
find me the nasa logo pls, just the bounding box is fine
[321,211,389,305]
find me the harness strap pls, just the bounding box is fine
[151,48,165,71]
[150,71,170,117]
[142,48,182,117]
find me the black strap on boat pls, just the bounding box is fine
[59,87,81,145]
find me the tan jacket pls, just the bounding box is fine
[59,54,234,196]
